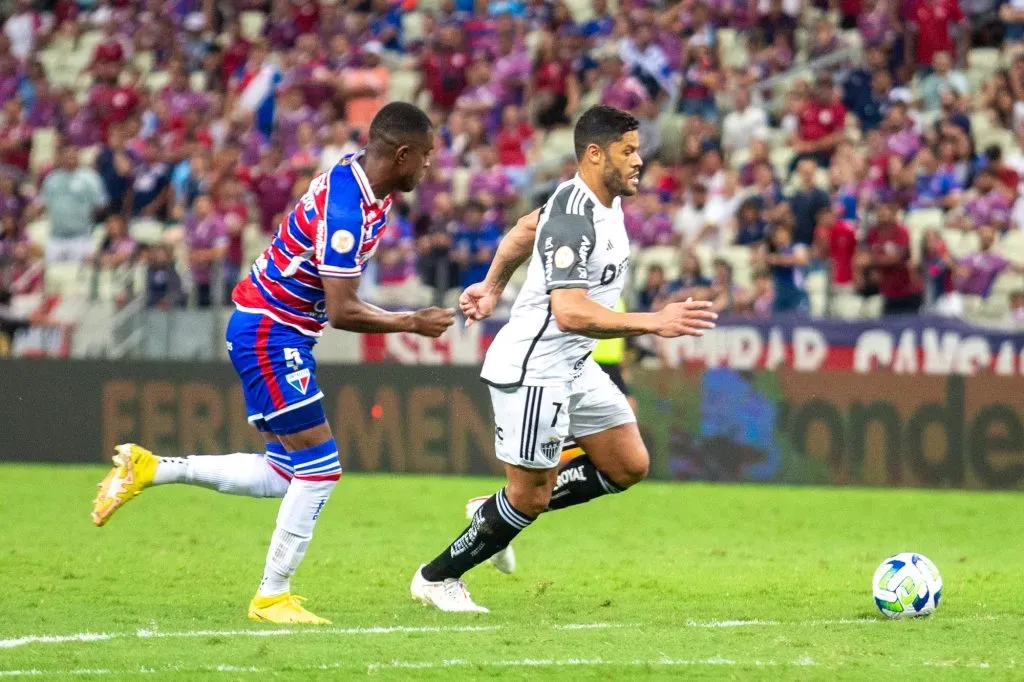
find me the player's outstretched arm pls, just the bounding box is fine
[323,277,455,337]
[460,209,540,324]
[551,289,717,339]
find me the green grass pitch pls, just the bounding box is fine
[2,465,1023,680]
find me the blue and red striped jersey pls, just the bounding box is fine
[232,152,392,336]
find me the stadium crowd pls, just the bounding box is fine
[2,0,1024,354]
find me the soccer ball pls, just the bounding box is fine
[872,553,943,619]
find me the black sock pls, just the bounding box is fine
[546,455,624,511]
[422,488,534,582]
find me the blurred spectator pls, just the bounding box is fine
[859,201,922,314]
[341,41,390,135]
[792,74,847,168]
[749,270,775,317]
[418,192,459,305]
[320,122,360,172]
[813,204,858,291]
[144,243,184,309]
[624,191,674,247]
[35,146,107,263]
[0,96,32,178]
[452,200,501,289]
[1007,290,1024,325]
[532,36,579,129]
[734,198,768,247]
[761,223,809,313]
[95,124,136,218]
[705,258,747,314]
[663,250,712,304]
[467,145,515,217]
[184,195,227,308]
[419,24,469,113]
[216,180,250,303]
[91,214,136,271]
[1002,1,1024,44]
[721,86,768,156]
[375,204,428,307]
[494,105,534,187]
[910,147,961,210]
[636,264,668,312]
[955,168,1012,231]
[673,182,718,248]
[920,52,969,113]
[788,158,830,245]
[249,147,296,234]
[921,228,956,312]
[952,225,1024,298]
[985,145,1021,198]
[908,0,967,70]
[130,138,171,220]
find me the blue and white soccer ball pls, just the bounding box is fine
[872,553,943,619]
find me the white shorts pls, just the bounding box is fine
[488,359,636,470]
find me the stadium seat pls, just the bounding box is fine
[130,219,165,245]
[719,246,753,287]
[657,114,687,165]
[976,129,1015,155]
[44,262,88,298]
[145,70,171,92]
[967,48,1001,75]
[451,168,471,204]
[26,219,50,245]
[769,147,794,179]
[905,208,944,261]
[388,68,421,103]
[190,72,208,92]
[401,11,425,43]
[997,229,1024,262]
[29,128,58,175]
[692,244,714,279]
[633,246,681,289]
[240,11,266,41]
[831,292,863,319]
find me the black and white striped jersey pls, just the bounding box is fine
[481,175,631,388]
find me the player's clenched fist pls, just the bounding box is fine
[653,298,717,338]
[411,307,456,337]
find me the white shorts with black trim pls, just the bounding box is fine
[488,359,636,470]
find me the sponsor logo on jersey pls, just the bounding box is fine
[571,354,588,379]
[543,236,554,281]
[285,368,311,394]
[577,235,591,279]
[606,239,614,251]
[554,245,574,269]
[331,230,355,254]
[496,426,504,441]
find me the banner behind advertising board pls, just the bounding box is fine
[359,315,1024,377]
[1,360,1021,489]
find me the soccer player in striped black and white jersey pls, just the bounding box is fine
[411,106,718,612]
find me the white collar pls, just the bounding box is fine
[349,151,383,206]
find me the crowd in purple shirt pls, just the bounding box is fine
[0,0,1021,324]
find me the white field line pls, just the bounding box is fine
[0,656,1014,677]
[0,614,1010,651]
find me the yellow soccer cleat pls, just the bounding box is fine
[248,593,331,625]
[91,443,159,527]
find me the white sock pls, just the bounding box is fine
[153,454,290,498]
[258,477,337,597]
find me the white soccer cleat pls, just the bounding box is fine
[410,565,489,613]
[466,496,517,574]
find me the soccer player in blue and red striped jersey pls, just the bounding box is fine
[91,102,455,624]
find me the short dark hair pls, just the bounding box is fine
[985,145,1003,162]
[573,105,639,160]
[368,101,433,149]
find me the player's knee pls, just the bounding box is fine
[505,481,552,518]
[609,448,649,489]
